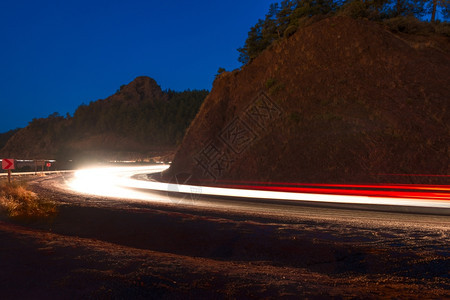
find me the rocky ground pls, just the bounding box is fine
[0,174,449,299]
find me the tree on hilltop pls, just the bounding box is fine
[238,0,449,65]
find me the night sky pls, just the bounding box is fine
[0,0,273,133]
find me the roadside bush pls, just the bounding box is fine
[384,16,435,35]
[338,0,372,19]
[284,25,298,38]
[0,181,57,221]
[434,22,450,36]
[265,78,277,89]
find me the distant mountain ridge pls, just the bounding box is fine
[0,76,208,162]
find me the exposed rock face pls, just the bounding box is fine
[165,16,450,184]
[111,76,167,104]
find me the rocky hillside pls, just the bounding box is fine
[0,76,207,162]
[0,129,20,151]
[165,16,450,185]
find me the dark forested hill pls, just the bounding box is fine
[0,76,208,161]
[0,129,20,152]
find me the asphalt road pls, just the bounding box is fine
[63,164,450,224]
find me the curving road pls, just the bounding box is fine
[67,164,450,217]
[21,164,448,298]
[2,163,446,300]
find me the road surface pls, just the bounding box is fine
[66,164,450,216]
[5,165,447,298]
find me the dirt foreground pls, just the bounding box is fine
[0,174,449,299]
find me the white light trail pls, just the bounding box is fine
[68,166,450,209]
[69,165,170,201]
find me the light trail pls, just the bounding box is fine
[68,166,450,212]
[216,184,450,200]
[69,165,171,202]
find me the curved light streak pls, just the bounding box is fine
[68,165,450,210]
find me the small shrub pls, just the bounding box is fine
[265,78,277,89]
[215,67,227,80]
[284,25,298,38]
[338,0,371,19]
[290,111,301,123]
[271,83,285,95]
[265,78,285,95]
[434,22,450,37]
[0,181,57,221]
[384,16,435,35]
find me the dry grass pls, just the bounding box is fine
[0,180,57,221]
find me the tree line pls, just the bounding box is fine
[1,89,208,159]
[238,0,450,64]
[71,89,207,146]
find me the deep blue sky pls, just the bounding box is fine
[0,0,274,133]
